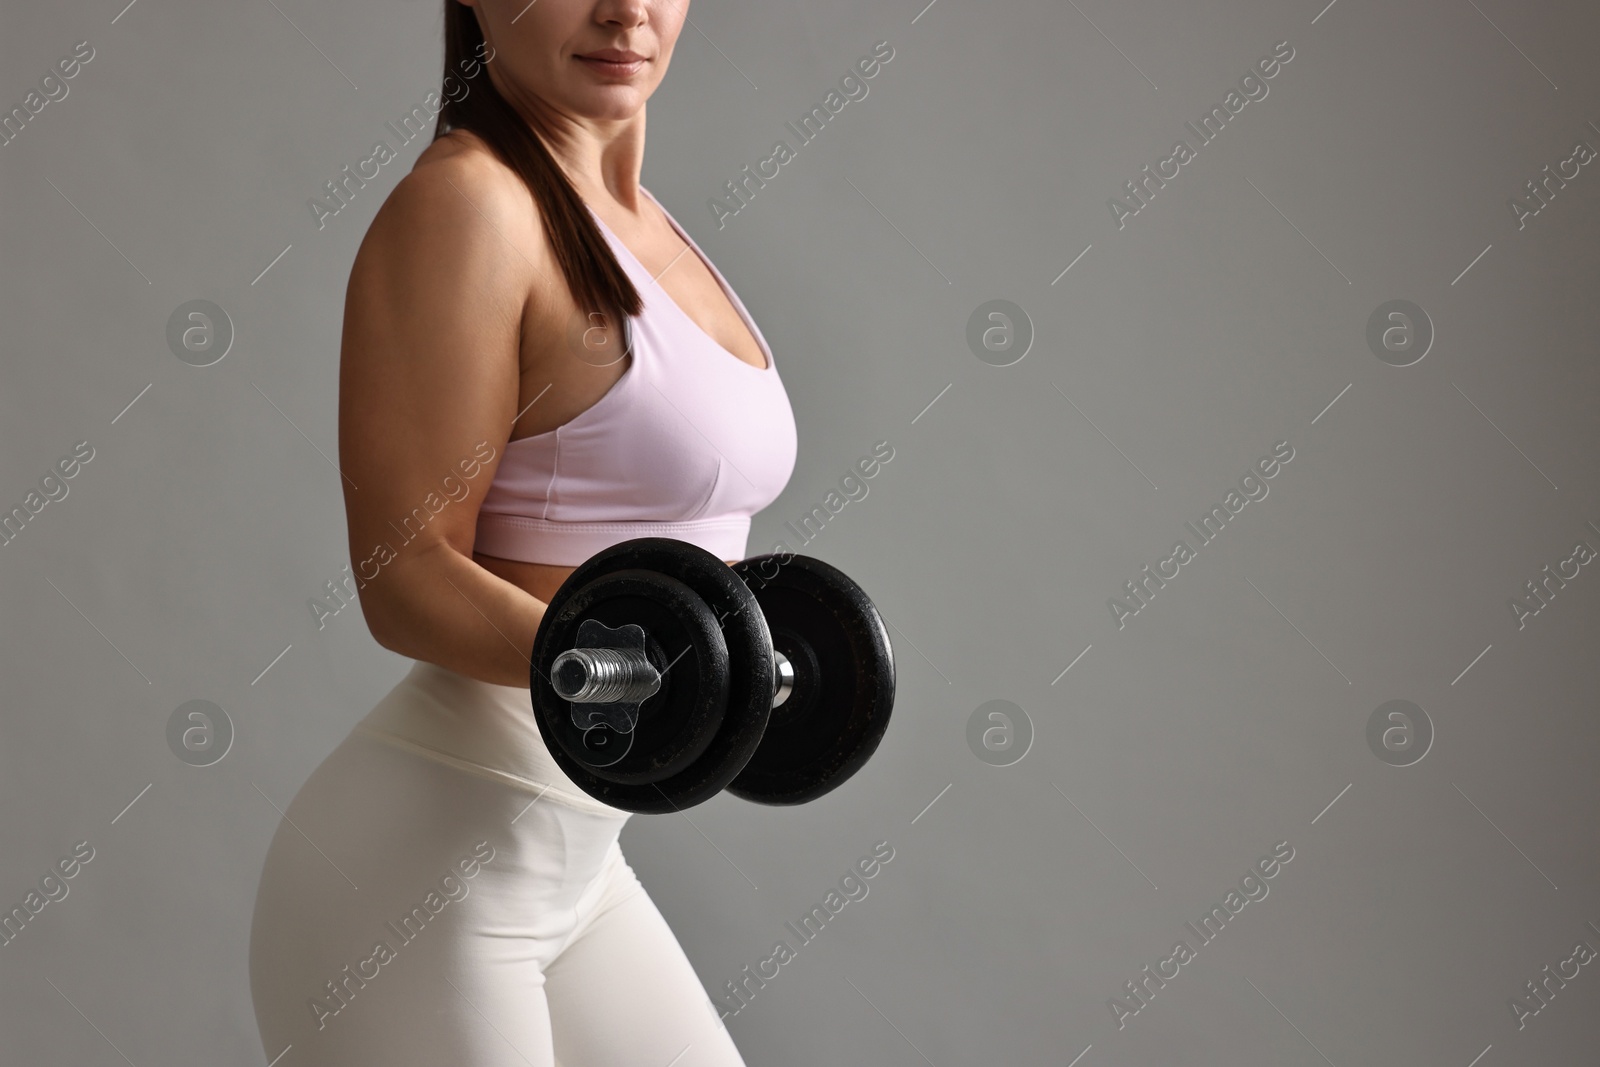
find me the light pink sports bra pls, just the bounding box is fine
[473,187,798,566]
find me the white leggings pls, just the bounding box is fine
[248,672,746,1066]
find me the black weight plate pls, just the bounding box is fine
[726,554,895,806]
[532,569,726,785]
[530,537,774,814]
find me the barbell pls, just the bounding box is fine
[527,537,895,814]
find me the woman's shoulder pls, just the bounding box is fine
[357,128,552,280]
[409,127,516,194]
[394,128,535,224]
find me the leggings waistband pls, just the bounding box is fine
[354,659,630,820]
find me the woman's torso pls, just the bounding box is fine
[422,131,773,598]
[350,131,795,811]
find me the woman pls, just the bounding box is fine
[248,1,796,1063]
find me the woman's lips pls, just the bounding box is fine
[576,55,646,77]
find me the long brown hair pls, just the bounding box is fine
[433,3,642,323]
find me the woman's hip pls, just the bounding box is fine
[248,722,633,1052]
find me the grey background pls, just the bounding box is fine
[3,0,1598,1064]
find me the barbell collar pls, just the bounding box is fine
[555,643,793,710]
[552,647,661,704]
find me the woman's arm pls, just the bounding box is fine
[338,141,554,688]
